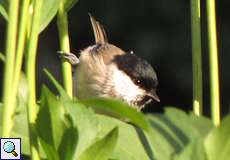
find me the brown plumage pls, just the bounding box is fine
[62,15,160,110]
[73,16,125,99]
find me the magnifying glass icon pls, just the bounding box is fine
[3,141,18,157]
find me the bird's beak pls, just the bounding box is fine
[148,90,160,102]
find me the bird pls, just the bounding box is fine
[60,15,160,111]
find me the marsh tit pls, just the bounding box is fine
[60,15,160,110]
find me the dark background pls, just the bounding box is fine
[0,0,230,117]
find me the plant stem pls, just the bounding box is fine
[57,0,73,98]
[0,52,5,62]
[10,0,30,128]
[190,0,203,116]
[1,0,19,137]
[25,0,43,159]
[206,0,220,126]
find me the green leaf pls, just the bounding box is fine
[13,74,30,155]
[0,0,8,20]
[204,115,230,160]
[188,112,214,136]
[39,0,61,32]
[153,108,213,142]
[44,69,70,102]
[96,115,150,160]
[39,138,59,160]
[78,127,118,160]
[0,74,30,155]
[174,139,207,160]
[64,101,99,158]
[36,86,66,158]
[58,127,78,160]
[44,69,99,157]
[145,116,179,160]
[0,103,30,156]
[163,108,210,139]
[64,0,79,12]
[0,75,48,157]
[145,107,213,160]
[79,98,149,131]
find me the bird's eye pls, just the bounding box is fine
[134,79,141,85]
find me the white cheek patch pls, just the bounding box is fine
[112,67,146,104]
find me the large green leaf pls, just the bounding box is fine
[63,101,99,158]
[35,87,61,159]
[36,86,79,159]
[162,108,211,140]
[145,116,179,160]
[58,127,78,160]
[44,69,99,157]
[96,115,151,160]
[64,0,79,12]
[188,112,213,137]
[150,108,213,142]
[0,0,8,20]
[204,115,230,160]
[78,127,118,160]
[173,139,207,160]
[145,107,213,160]
[36,86,66,150]
[39,0,60,32]
[79,98,149,132]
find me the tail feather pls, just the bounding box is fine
[89,14,108,44]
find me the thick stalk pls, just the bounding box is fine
[206,0,220,125]
[10,0,30,131]
[57,0,73,98]
[25,0,43,159]
[190,0,203,116]
[1,0,19,137]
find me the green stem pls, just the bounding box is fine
[57,0,73,98]
[1,0,19,137]
[190,0,203,116]
[0,52,5,62]
[25,0,43,159]
[14,0,31,80]
[10,0,30,130]
[206,0,220,125]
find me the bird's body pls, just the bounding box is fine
[64,15,159,110]
[73,43,124,99]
